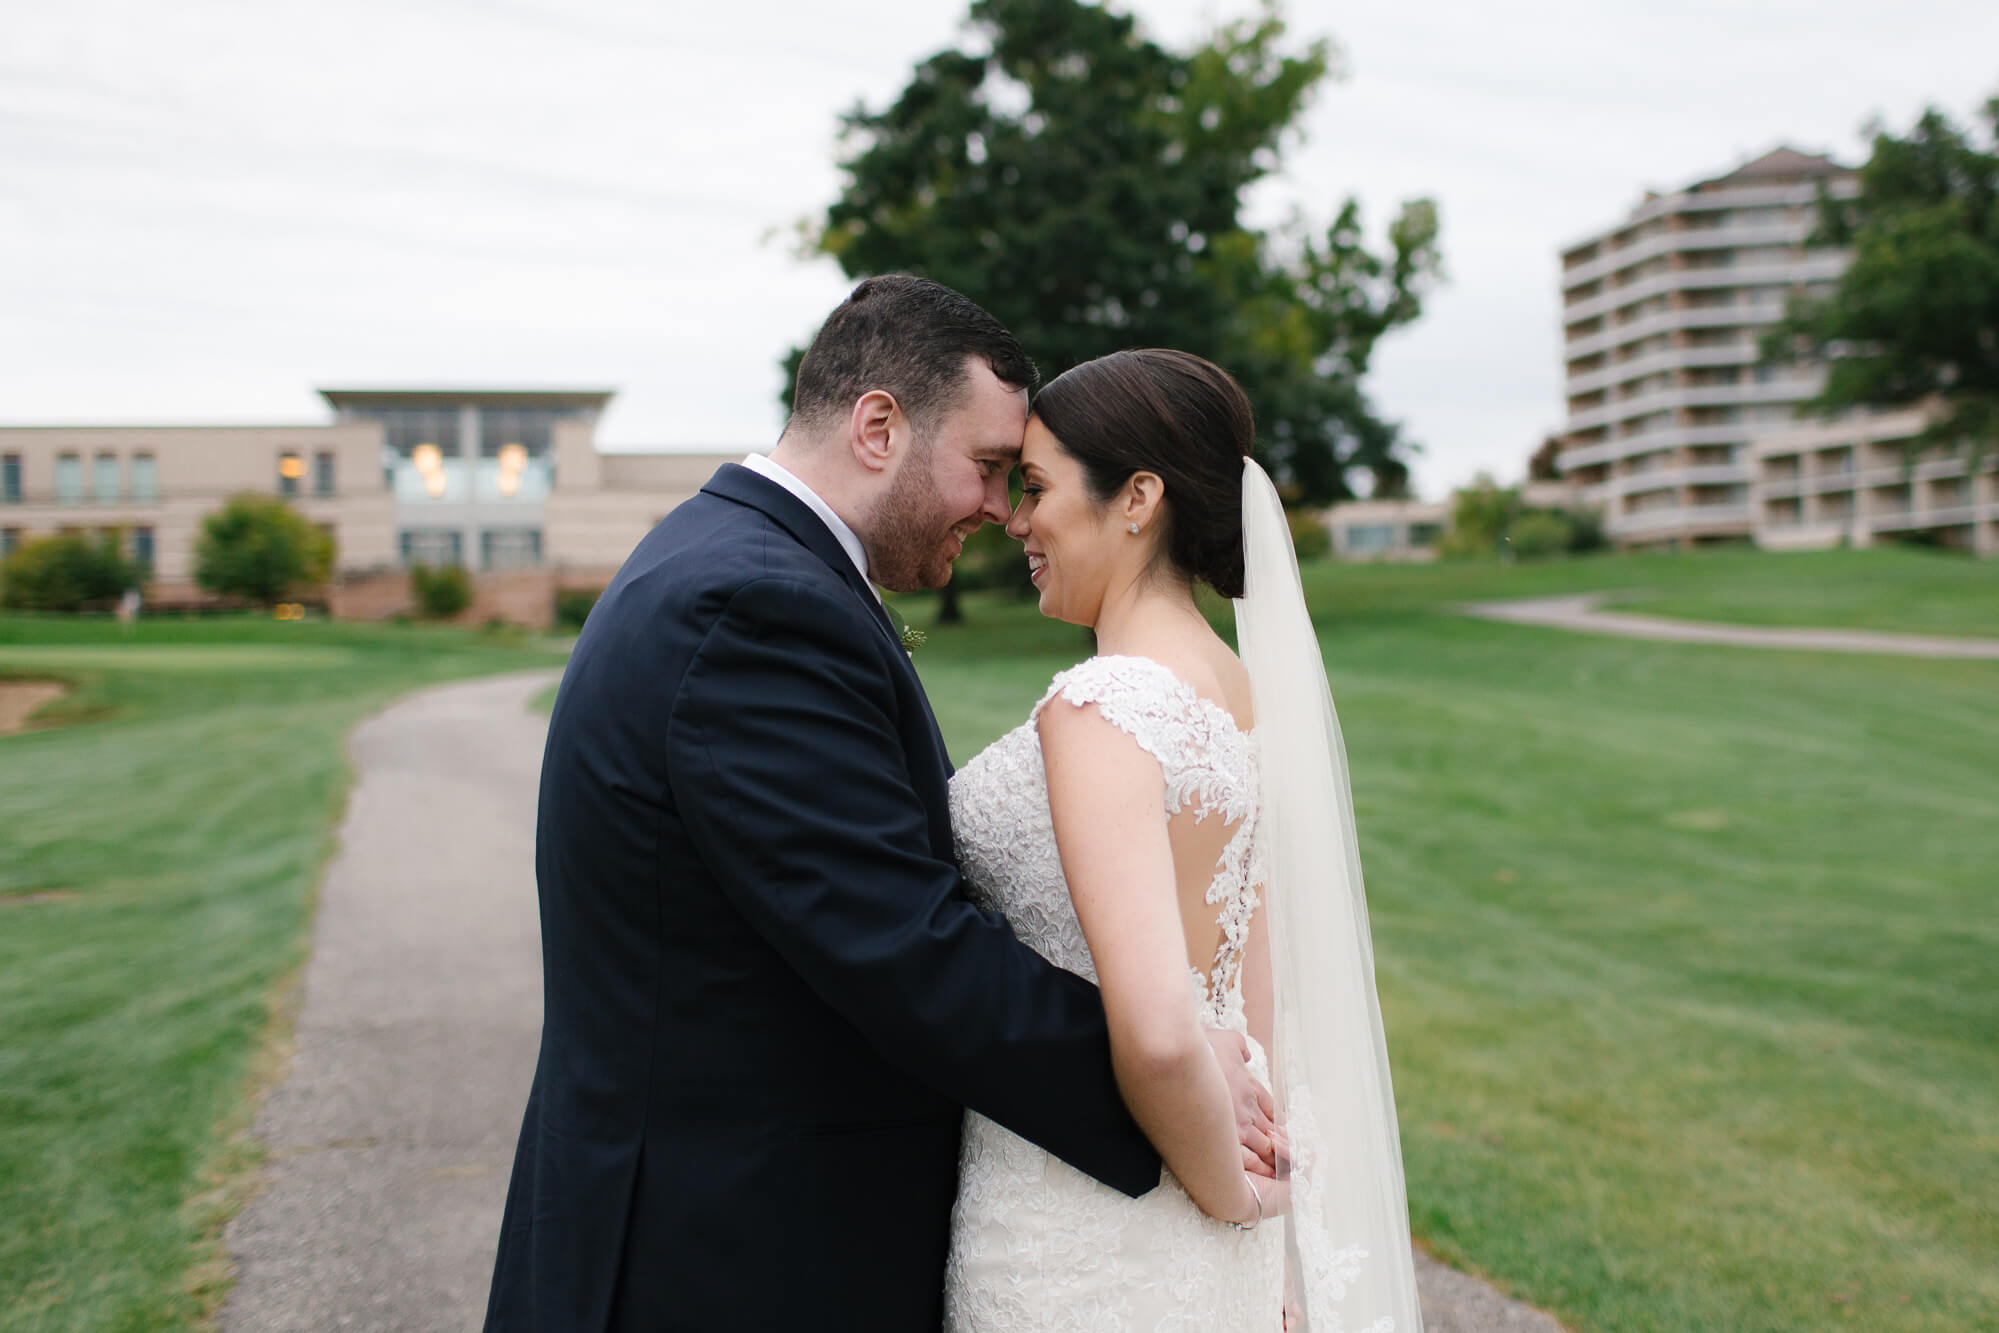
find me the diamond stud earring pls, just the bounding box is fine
[1128,522,1140,534]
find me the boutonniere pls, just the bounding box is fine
[883,599,927,657]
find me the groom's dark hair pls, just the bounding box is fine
[787,275,1039,440]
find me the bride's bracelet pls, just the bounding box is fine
[1230,1172,1265,1232]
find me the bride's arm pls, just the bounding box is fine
[1039,699,1263,1226]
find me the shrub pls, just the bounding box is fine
[194,493,334,605]
[1507,509,1575,560]
[409,563,472,620]
[0,531,137,611]
[1439,479,1521,560]
[1286,507,1331,562]
[1565,506,1607,553]
[554,588,601,632]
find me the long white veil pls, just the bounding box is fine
[1236,458,1423,1332]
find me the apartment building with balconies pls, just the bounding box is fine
[1556,148,1858,550]
[1752,407,1998,556]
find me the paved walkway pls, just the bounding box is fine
[221,670,1566,1332]
[222,671,559,1332]
[1461,594,1999,659]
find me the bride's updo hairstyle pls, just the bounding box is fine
[1031,349,1254,599]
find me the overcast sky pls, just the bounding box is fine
[5,0,1995,497]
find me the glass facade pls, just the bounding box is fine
[359,407,464,458]
[479,407,559,459]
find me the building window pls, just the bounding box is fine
[278,451,304,497]
[1344,524,1398,554]
[1,454,19,503]
[93,452,120,503]
[399,528,463,567]
[131,453,158,502]
[314,450,336,497]
[133,526,154,570]
[480,527,543,569]
[1,528,18,557]
[56,453,82,504]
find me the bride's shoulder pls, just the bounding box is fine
[1035,653,1180,714]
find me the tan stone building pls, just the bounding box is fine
[1324,499,1448,561]
[0,388,740,626]
[1556,148,1858,550]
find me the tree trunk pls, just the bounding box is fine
[936,580,964,625]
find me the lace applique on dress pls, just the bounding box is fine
[942,655,1282,1331]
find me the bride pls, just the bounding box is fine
[942,350,1423,1331]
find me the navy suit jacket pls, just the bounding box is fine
[484,464,1159,1332]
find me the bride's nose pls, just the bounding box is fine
[1005,498,1030,539]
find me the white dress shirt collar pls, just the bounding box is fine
[740,453,875,595]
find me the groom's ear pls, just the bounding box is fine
[849,390,904,474]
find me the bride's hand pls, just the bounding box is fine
[1203,1027,1280,1176]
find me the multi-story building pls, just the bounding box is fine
[1752,407,1998,555]
[0,387,739,625]
[1556,148,1857,550]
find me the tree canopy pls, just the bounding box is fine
[789,0,1441,504]
[1766,96,1999,462]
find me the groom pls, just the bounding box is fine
[483,275,1272,1331]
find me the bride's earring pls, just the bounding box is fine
[1127,522,1140,535]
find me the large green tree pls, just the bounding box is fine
[789,0,1441,506]
[1766,96,1999,464]
[194,493,334,606]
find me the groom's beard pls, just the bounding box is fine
[863,436,959,592]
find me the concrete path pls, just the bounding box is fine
[220,668,1567,1332]
[1461,593,1999,659]
[221,671,559,1332]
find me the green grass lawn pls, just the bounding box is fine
[2,545,1991,1332]
[905,552,1999,1333]
[0,614,568,1332]
[1285,544,1999,640]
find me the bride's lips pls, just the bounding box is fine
[1025,551,1047,585]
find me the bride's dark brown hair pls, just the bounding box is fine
[1030,349,1254,599]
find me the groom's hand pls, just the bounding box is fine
[1203,1027,1280,1177]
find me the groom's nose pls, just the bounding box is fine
[979,472,1012,526]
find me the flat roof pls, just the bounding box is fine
[317,387,617,410]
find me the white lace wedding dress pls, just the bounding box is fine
[943,654,1284,1331]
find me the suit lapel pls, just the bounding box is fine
[704,463,957,780]
[701,464,903,656]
